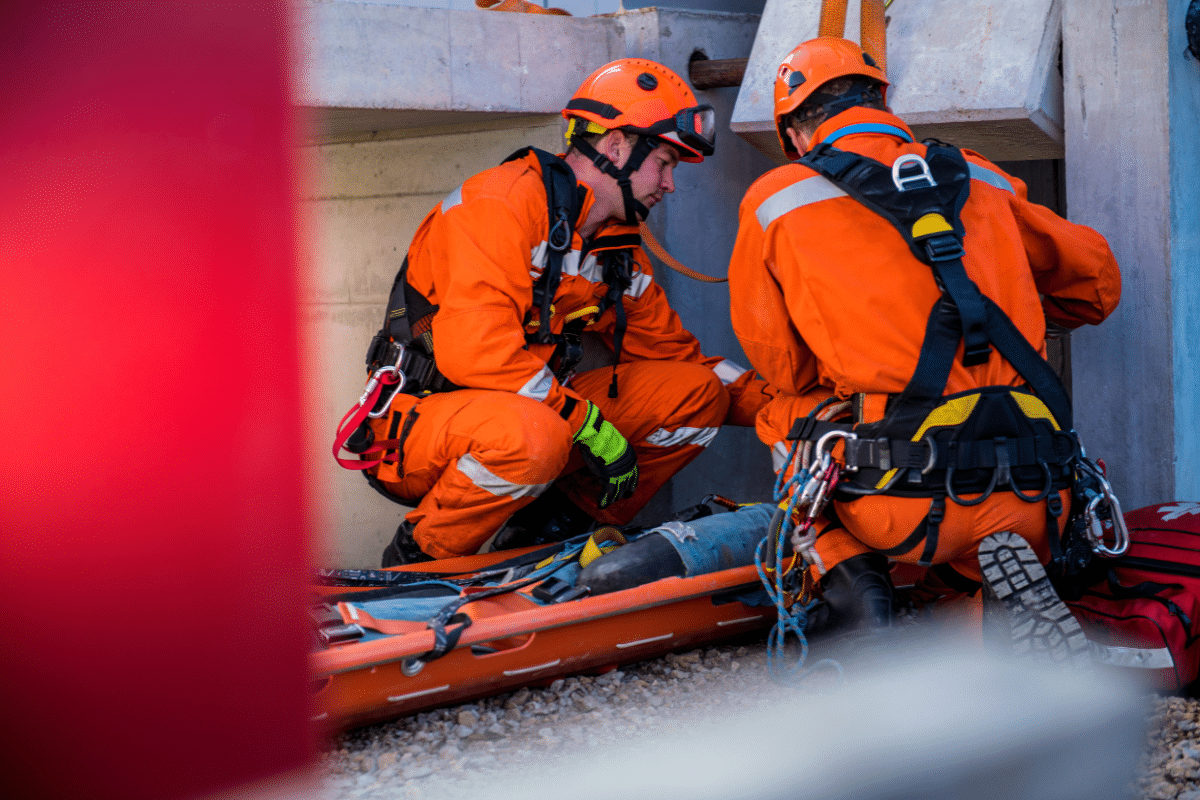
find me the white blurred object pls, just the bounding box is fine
[485,636,1147,800]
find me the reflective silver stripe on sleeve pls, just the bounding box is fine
[1089,641,1175,670]
[968,162,1016,195]
[455,453,554,499]
[712,359,748,386]
[756,176,847,230]
[645,426,719,448]
[529,241,548,274]
[516,365,556,402]
[441,184,464,213]
[771,441,791,474]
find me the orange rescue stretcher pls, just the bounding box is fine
[309,542,775,733]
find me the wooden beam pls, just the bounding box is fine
[688,57,748,90]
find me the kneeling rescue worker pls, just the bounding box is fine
[728,38,1121,645]
[334,59,773,565]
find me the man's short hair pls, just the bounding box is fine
[783,76,887,140]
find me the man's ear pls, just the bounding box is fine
[785,126,808,157]
[599,130,633,170]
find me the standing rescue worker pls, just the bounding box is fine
[727,38,1121,648]
[336,59,772,565]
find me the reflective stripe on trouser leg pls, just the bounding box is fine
[373,389,573,559]
[559,360,730,525]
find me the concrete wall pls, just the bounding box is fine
[302,7,777,568]
[1063,0,1198,509]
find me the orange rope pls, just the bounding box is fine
[638,223,728,284]
[860,0,887,73]
[817,0,888,74]
[818,0,848,38]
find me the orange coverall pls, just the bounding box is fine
[368,150,771,558]
[728,107,1121,584]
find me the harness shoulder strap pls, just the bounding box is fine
[504,147,585,345]
[799,139,1073,431]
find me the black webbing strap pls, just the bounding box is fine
[504,149,584,343]
[874,494,944,566]
[799,143,992,367]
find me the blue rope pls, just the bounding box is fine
[754,407,844,686]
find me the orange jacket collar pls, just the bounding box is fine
[807,107,916,154]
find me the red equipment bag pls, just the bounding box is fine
[1066,502,1200,691]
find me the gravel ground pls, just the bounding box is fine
[318,636,1199,800]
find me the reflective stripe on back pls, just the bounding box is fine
[756,176,848,230]
[441,184,464,213]
[645,425,719,448]
[968,163,1015,195]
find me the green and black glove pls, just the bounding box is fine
[573,401,638,509]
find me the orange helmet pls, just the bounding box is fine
[774,37,889,160]
[563,59,715,163]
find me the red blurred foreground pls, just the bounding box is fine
[0,4,312,798]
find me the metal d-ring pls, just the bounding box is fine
[1010,459,1053,503]
[945,462,997,507]
[892,153,937,191]
[919,434,939,475]
[400,657,426,677]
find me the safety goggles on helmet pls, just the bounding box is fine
[653,104,716,159]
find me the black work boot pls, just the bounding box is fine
[381,520,433,567]
[805,552,896,637]
[577,533,686,596]
[491,487,595,551]
[978,531,1091,669]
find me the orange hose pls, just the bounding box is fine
[818,0,849,38]
[639,223,727,284]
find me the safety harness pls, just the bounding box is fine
[331,147,643,480]
[782,123,1127,580]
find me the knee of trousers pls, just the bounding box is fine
[652,362,731,430]
[449,394,574,487]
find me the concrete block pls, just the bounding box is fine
[306,121,562,200]
[731,0,1064,163]
[297,2,623,120]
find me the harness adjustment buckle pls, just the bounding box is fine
[922,233,965,263]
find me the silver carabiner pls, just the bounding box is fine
[814,429,858,464]
[892,153,937,191]
[364,344,408,419]
[1093,474,1130,557]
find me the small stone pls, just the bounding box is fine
[550,678,566,693]
[574,693,599,712]
[648,695,664,708]
[455,724,474,738]
[457,709,480,728]
[730,661,741,673]
[1182,721,1198,732]
[505,688,530,708]
[376,752,398,770]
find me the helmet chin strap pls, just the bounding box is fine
[570,133,658,225]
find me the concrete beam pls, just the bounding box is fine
[731,0,1064,163]
[1064,0,1199,508]
[295,2,623,134]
